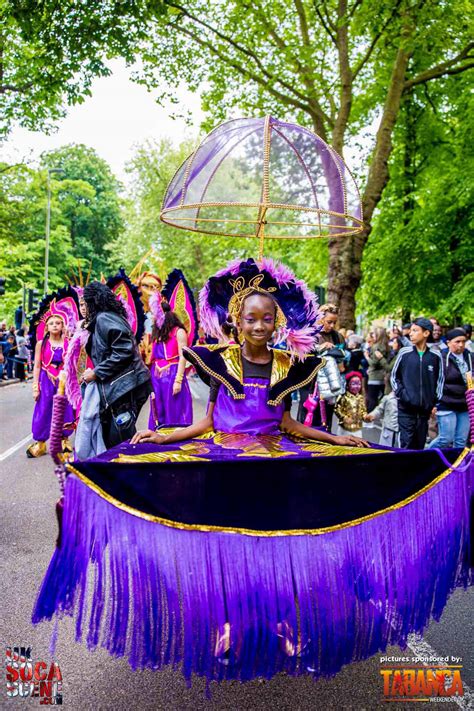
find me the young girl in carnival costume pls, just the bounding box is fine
[334,371,367,439]
[131,258,368,659]
[27,291,79,458]
[134,259,369,448]
[147,269,197,428]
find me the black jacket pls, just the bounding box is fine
[437,350,472,412]
[390,345,444,415]
[87,311,150,409]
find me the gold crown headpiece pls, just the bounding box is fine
[228,274,287,331]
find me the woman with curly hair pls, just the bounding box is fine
[81,281,151,448]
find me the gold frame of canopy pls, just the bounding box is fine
[160,116,364,258]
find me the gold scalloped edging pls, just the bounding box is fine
[65,447,471,537]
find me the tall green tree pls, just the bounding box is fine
[0,163,76,319]
[0,145,124,320]
[42,144,124,275]
[359,77,474,323]
[128,0,473,325]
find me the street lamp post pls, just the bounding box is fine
[44,168,64,295]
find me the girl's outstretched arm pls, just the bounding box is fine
[32,340,42,400]
[281,411,370,447]
[131,404,215,445]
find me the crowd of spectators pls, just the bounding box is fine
[0,322,32,382]
[1,308,472,451]
[299,307,473,450]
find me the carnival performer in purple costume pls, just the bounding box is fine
[133,258,368,658]
[136,258,369,447]
[27,308,75,458]
[148,302,193,428]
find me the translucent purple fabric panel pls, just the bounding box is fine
[161,116,363,239]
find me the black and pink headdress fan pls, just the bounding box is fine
[29,286,80,351]
[149,269,198,346]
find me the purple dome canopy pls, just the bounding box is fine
[161,116,363,250]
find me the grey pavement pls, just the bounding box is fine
[0,381,472,710]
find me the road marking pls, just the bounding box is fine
[406,634,473,710]
[0,434,32,461]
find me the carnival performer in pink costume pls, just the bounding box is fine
[147,269,197,428]
[27,297,78,458]
[148,302,193,428]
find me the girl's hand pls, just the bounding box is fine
[364,414,375,422]
[374,349,383,359]
[33,383,40,401]
[172,381,182,396]
[334,434,370,447]
[130,429,166,445]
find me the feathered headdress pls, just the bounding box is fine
[200,258,320,359]
[149,269,198,346]
[29,286,81,351]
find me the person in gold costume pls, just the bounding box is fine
[334,371,367,438]
[135,272,162,365]
[136,272,162,313]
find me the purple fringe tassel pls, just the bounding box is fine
[32,453,473,682]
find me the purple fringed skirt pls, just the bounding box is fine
[148,363,192,428]
[32,370,74,441]
[33,438,473,683]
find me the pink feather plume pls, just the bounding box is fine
[64,325,90,413]
[149,290,165,328]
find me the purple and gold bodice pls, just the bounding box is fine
[41,339,68,382]
[213,378,284,435]
[183,343,325,436]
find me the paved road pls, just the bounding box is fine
[0,381,472,710]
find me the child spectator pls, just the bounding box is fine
[4,335,15,379]
[364,385,399,447]
[334,371,367,438]
[390,317,444,449]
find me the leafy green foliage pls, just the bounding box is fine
[0,144,124,320]
[0,164,77,318]
[359,79,474,323]
[0,0,165,137]
[42,144,124,275]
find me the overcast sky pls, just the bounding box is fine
[0,59,204,186]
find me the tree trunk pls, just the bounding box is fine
[326,18,414,328]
